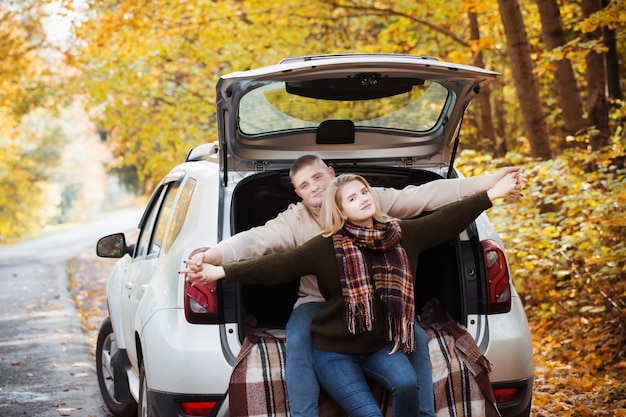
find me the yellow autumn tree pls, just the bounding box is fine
[0,2,70,241]
[72,0,624,191]
[71,0,516,191]
[71,0,344,191]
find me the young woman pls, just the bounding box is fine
[182,172,520,417]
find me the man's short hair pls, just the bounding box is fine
[289,155,327,183]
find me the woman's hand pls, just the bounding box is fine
[476,166,521,191]
[180,261,226,285]
[487,171,523,201]
[185,251,205,274]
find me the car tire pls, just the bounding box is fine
[96,317,138,417]
[138,359,153,417]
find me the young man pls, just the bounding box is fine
[185,155,521,417]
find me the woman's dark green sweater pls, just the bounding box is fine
[223,192,493,354]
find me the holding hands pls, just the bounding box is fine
[181,250,225,286]
[487,170,524,201]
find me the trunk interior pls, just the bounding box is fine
[227,166,470,341]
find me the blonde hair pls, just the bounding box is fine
[321,174,389,237]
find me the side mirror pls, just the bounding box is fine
[97,233,131,258]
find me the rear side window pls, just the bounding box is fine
[150,182,180,256]
[163,178,196,253]
[135,181,180,258]
[238,80,449,135]
[135,186,166,258]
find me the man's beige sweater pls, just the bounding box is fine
[216,177,482,308]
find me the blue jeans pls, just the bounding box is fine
[313,344,419,417]
[285,301,435,417]
[410,324,436,417]
[285,302,325,417]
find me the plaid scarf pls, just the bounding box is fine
[332,220,416,353]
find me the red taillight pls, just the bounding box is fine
[184,279,221,324]
[493,387,518,403]
[179,400,218,415]
[481,240,512,314]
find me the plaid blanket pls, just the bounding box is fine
[421,299,501,417]
[228,327,391,417]
[229,299,499,417]
[229,333,291,417]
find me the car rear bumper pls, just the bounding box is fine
[494,377,533,417]
[148,389,227,417]
[484,296,535,382]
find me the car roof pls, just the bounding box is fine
[216,53,499,173]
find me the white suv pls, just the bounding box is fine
[96,53,533,417]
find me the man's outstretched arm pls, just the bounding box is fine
[377,167,521,219]
[184,206,306,278]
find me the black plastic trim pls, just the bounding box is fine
[493,377,534,417]
[111,349,134,403]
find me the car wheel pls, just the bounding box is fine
[96,317,138,417]
[138,359,153,417]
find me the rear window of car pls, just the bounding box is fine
[238,80,449,136]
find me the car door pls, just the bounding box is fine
[121,177,182,370]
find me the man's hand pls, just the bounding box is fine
[183,246,223,275]
[478,167,523,196]
[180,262,226,285]
[487,172,522,201]
[184,252,205,276]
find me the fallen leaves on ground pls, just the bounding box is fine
[528,309,625,416]
[67,249,118,357]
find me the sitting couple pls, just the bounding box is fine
[181,155,522,417]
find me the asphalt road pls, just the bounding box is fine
[0,209,142,417]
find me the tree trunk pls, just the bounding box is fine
[603,0,623,100]
[497,0,553,159]
[604,25,623,100]
[582,0,611,150]
[468,11,503,156]
[535,0,587,137]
